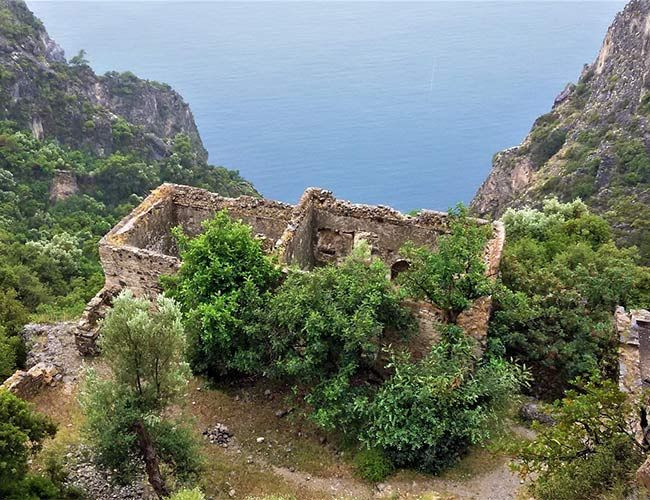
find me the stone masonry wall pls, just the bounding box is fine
[77,183,505,355]
[616,307,650,490]
[170,184,293,243]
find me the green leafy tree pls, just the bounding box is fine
[0,389,58,498]
[0,288,29,374]
[398,204,492,323]
[492,199,650,397]
[357,327,525,473]
[80,291,198,498]
[0,325,20,380]
[512,377,645,500]
[268,243,415,430]
[69,49,89,67]
[163,210,282,378]
[93,154,158,205]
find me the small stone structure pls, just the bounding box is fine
[49,169,79,203]
[617,307,650,396]
[76,183,505,355]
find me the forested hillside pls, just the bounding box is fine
[0,0,256,378]
[1,1,650,498]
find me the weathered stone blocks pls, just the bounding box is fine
[2,362,59,398]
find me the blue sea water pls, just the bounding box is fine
[30,1,624,212]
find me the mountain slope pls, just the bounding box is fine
[472,0,650,260]
[0,0,207,161]
[0,1,257,333]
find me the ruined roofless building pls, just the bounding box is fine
[76,183,506,356]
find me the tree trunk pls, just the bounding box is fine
[133,419,169,499]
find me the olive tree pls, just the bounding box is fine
[80,290,198,498]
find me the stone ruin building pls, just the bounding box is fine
[75,183,506,356]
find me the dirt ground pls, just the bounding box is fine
[24,322,533,500]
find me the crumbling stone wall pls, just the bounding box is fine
[282,188,454,268]
[170,184,293,243]
[2,362,59,398]
[77,183,505,355]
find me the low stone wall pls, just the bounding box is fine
[617,306,650,396]
[616,307,650,490]
[76,286,121,356]
[2,362,59,398]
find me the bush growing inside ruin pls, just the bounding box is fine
[490,199,650,398]
[80,291,200,497]
[512,376,644,500]
[357,326,525,473]
[267,243,415,430]
[163,210,282,378]
[398,204,492,323]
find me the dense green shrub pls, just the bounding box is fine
[492,199,650,398]
[168,212,521,474]
[513,377,644,500]
[268,243,414,430]
[529,125,568,167]
[398,204,491,323]
[613,138,650,184]
[0,325,20,379]
[354,448,394,482]
[357,328,524,473]
[163,210,282,378]
[0,389,59,498]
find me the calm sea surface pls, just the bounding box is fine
[30,1,623,211]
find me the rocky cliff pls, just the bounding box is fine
[472,0,650,260]
[0,0,207,161]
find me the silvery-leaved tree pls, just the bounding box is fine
[80,290,199,499]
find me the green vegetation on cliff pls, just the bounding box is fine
[472,0,650,263]
[0,2,257,379]
[0,117,255,377]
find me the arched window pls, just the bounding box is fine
[390,259,410,280]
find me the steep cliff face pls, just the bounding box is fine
[0,0,207,161]
[472,0,650,259]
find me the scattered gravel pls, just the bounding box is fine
[64,445,154,500]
